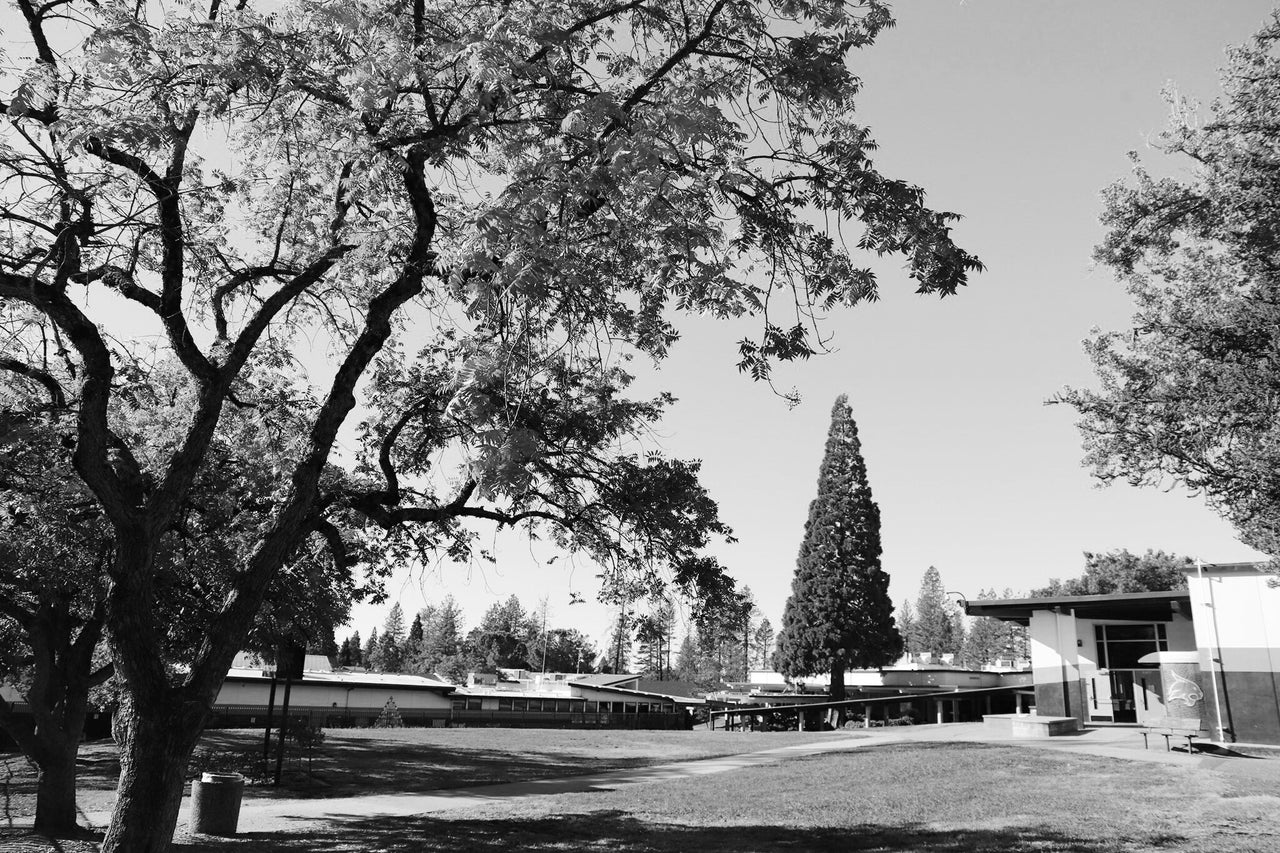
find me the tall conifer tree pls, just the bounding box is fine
[775,395,902,701]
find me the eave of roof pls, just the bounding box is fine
[964,589,1191,625]
[223,668,456,692]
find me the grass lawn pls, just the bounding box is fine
[180,741,1280,852]
[1,727,840,819]
[6,736,1279,851]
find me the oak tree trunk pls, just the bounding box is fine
[100,693,207,853]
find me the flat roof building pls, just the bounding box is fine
[966,562,1280,745]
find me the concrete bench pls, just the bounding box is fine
[983,714,1081,738]
[1140,718,1206,754]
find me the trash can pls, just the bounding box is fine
[191,772,244,835]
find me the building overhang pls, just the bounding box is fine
[964,590,1192,626]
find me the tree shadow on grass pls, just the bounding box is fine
[171,811,1186,853]
[211,736,646,799]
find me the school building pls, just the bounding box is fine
[965,562,1280,745]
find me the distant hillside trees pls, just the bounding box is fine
[775,396,903,701]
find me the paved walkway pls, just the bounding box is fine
[79,722,1278,835]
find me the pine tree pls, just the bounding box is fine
[751,617,775,670]
[911,566,964,660]
[337,637,353,667]
[374,604,407,672]
[960,589,1005,668]
[635,599,675,679]
[362,628,379,670]
[348,631,362,667]
[602,608,632,673]
[775,395,903,701]
[403,612,425,668]
[674,630,700,682]
[896,601,916,657]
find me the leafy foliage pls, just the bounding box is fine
[1032,550,1190,596]
[774,395,902,698]
[1060,16,1280,568]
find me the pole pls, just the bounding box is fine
[1198,559,1227,742]
[273,675,293,785]
[262,673,278,760]
[540,602,549,673]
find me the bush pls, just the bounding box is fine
[289,725,326,750]
[189,746,272,784]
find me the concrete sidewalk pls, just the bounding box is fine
[81,722,1279,836]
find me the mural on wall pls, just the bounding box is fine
[1167,670,1204,708]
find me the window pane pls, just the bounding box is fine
[1105,642,1158,669]
[1105,625,1157,642]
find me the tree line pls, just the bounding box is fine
[333,589,776,692]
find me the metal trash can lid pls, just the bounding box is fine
[200,772,244,783]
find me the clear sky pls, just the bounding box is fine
[350,1,1279,652]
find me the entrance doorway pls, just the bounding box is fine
[1107,671,1137,723]
[1089,670,1140,723]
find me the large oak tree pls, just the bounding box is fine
[1061,17,1280,569]
[1,2,978,849]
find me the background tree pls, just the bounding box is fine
[468,596,536,670]
[695,594,750,682]
[1059,17,1280,569]
[1,2,977,848]
[540,629,598,674]
[0,387,112,834]
[406,596,471,682]
[402,613,425,669]
[345,631,363,668]
[960,589,1005,669]
[371,603,407,672]
[601,608,633,674]
[635,598,676,679]
[750,616,775,671]
[896,601,916,656]
[775,396,903,701]
[909,566,964,660]
[1,364,363,833]
[1033,550,1191,596]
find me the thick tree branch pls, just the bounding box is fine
[0,357,66,408]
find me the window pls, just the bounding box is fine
[498,698,512,711]
[512,698,527,712]
[554,699,571,713]
[1095,623,1168,669]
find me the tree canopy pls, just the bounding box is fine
[1,1,977,848]
[1032,550,1190,596]
[1060,17,1280,567]
[774,395,901,701]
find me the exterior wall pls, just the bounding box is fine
[214,677,452,715]
[1029,610,1083,720]
[1187,567,1280,744]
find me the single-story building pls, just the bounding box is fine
[210,660,698,730]
[966,561,1280,745]
[211,653,457,728]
